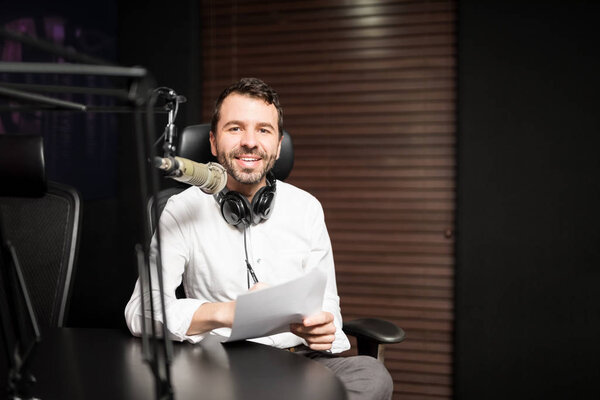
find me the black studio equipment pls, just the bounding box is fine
[0,234,41,400]
[0,135,44,400]
[0,27,178,400]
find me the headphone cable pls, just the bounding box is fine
[243,226,259,288]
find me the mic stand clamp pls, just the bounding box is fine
[162,94,177,157]
[155,88,186,159]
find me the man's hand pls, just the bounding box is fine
[249,282,269,292]
[290,311,336,351]
[186,283,268,335]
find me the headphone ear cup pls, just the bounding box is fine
[216,173,277,226]
[251,173,277,225]
[251,186,276,224]
[221,191,252,226]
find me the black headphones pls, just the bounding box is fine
[215,172,277,226]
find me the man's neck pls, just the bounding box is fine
[226,176,267,203]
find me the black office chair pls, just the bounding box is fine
[0,135,82,329]
[149,124,405,359]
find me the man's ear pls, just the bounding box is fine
[209,131,217,157]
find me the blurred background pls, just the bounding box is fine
[1,1,598,399]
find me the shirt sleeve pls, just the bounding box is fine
[305,200,351,354]
[124,199,207,343]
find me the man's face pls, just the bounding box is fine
[210,93,282,187]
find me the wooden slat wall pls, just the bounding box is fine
[200,1,456,398]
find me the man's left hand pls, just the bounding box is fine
[290,311,336,351]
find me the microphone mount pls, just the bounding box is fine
[152,87,186,158]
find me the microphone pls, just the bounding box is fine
[153,156,227,194]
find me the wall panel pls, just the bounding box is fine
[201,1,456,398]
[456,2,600,399]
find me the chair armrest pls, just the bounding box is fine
[343,318,405,344]
[343,318,406,359]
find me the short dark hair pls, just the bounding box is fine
[210,77,283,137]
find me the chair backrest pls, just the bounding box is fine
[0,135,81,329]
[0,135,46,197]
[148,124,294,232]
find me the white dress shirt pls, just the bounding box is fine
[124,180,351,353]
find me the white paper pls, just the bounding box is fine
[224,268,326,342]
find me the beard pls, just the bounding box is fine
[216,146,278,185]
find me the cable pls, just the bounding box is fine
[243,226,259,288]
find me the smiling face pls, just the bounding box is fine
[210,93,282,197]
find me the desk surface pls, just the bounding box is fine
[24,328,347,400]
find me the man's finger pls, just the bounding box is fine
[290,323,336,336]
[304,334,336,345]
[303,311,334,327]
[307,342,333,351]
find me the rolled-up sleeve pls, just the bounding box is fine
[124,202,207,343]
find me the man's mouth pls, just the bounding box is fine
[235,155,262,168]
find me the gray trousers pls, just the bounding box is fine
[298,350,394,400]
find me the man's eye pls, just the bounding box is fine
[229,127,240,132]
[259,128,271,134]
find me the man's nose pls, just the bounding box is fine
[240,129,257,148]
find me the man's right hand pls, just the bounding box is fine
[185,283,270,335]
[186,301,236,335]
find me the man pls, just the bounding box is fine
[125,78,393,400]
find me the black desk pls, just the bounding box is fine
[25,328,347,400]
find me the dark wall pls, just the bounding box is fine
[70,0,203,329]
[456,1,600,399]
[117,0,202,126]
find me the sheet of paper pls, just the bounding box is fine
[224,268,326,342]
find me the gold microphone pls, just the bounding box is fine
[153,156,227,194]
